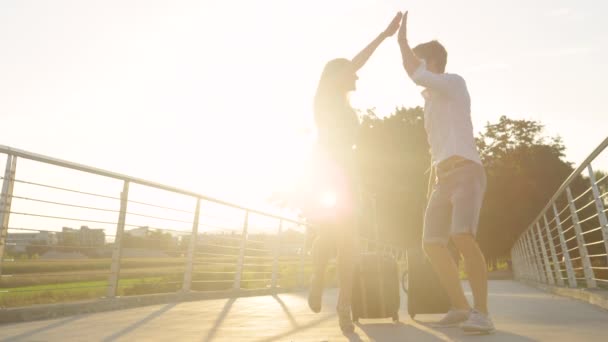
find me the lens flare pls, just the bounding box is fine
[320,191,337,208]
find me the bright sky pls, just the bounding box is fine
[1,0,607,222]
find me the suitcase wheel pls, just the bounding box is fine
[410,313,416,320]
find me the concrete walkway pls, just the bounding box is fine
[2,281,607,341]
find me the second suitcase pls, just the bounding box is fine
[403,247,452,319]
[351,253,400,322]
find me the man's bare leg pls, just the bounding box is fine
[452,233,488,314]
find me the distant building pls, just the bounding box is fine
[6,231,58,253]
[126,226,150,238]
[60,226,105,247]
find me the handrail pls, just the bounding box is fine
[527,137,608,232]
[0,145,302,225]
[0,144,408,309]
[511,136,608,289]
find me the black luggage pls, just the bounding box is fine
[351,253,400,322]
[402,247,452,319]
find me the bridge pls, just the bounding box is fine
[1,139,608,341]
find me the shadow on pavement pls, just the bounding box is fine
[1,314,89,342]
[203,297,237,342]
[102,302,178,342]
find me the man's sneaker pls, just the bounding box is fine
[307,275,323,313]
[431,309,470,327]
[461,309,496,334]
[336,305,355,334]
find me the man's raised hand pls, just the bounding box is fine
[397,11,408,42]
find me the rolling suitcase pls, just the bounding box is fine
[402,247,453,319]
[351,252,400,322]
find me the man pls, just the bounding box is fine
[397,11,495,333]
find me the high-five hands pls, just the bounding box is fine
[382,12,403,38]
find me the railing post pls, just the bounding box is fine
[510,244,517,279]
[517,242,527,280]
[535,222,555,285]
[553,203,577,287]
[544,214,564,286]
[515,241,524,279]
[520,239,532,281]
[233,210,249,290]
[587,164,608,266]
[107,180,129,298]
[528,229,546,283]
[514,240,524,279]
[0,155,17,276]
[522,231,534,282]
[524,236,537,281]
[525,231,541,282]
[510,247,515,278]
[514,242,524,280]
[182,198,201,293]
[271,219,282,289]
[519,238,528,280]
[566,187,597,288]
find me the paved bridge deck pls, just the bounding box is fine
[2,281,607,342]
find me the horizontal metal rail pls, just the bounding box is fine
[511,137,608,289]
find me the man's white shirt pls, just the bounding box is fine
[411,61,482,167]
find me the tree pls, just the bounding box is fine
[356,107,429,247]
[270,110,584,263]
[475,116,577,262]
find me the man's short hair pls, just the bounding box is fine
[413,40,447,73]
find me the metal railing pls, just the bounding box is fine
[511,137,608,288]
[0,145,406,308]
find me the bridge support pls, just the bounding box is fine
[566,187,597,288]
[0,155,17,276]
[107,181,129,298]
[587,164,608,268]
[523,230,541,283]
[516,238,528,280]
[516,241,527,280]
[553,203,577,287]
[544,214,564,286]
[182,198,201,292]
[536,222,555,285]
[233,210,249,290]
[271,219,282,289]
[528,229,547,283]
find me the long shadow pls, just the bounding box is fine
[269,294,367,341]
[102,303,178,342]
[357,322,448,342]
[271,294,298,328]
[407,320,538,342]
[1,315,88,342]
[257,314,337,342]
[203,297,237,342]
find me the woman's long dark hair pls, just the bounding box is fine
[313,58,355,129]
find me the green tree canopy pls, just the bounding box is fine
[273,110,584,261]
[475,116,575,260]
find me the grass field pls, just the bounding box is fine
[0,256,307,308]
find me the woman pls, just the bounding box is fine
[306,12,402,334]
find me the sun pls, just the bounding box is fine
[320,191,337,208]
